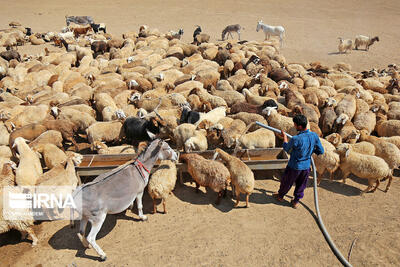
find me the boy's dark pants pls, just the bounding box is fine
[278,166,310,203]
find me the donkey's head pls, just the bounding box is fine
[149,139,178,162]
[158,140,178,161]
[256,20,263,32]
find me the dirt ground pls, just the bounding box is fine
[1,0,400,266]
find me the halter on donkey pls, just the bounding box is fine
[71,139,178,261]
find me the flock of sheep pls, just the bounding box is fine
[0,18,399,256]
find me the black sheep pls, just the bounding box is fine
[91,40,109,58]
[0,50,21,62]
[121,117,161,144]
[90,23,107,34]
[179,107,200,124]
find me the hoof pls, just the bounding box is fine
[31,242,37,247]
[140,215,148,221]
[99,256,107,261]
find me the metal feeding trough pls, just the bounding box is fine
[75,148,289,180]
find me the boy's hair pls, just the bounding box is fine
[293,114,308,129]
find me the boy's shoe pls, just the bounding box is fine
[290,200,299,209]
[272,193,284,202]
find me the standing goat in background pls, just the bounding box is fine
[354,35,379,51]
[338,37,353,53]
[193,25,202,43]
[221,24,242,41]
[256,20,285,47]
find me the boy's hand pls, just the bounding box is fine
[281,130,288,143]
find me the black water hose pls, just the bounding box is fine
[256,121,352,267]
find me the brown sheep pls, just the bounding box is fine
[180,153,230,204]
[214,148,254,208]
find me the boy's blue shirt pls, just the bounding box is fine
[283,129,324,170]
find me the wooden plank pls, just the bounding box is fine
[76,159,288,177]
[79,148,289,168]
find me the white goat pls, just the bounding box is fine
[166,29,184,40]
[338,38,353,53]
[256,20,285,47]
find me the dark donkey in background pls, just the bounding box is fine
[71,139,178,261]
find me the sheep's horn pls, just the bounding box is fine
[153,109,164,121]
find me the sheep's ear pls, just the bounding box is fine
[341,116,348,125]
[345,148,350,158]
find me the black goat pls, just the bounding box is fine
[179,107,200,124]
[193,26,202,43]
[90,23,107,34]
[121,117,161,144]
[25,27,32,36]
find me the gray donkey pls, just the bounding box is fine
[71,139,178,261]
[221,24,242,41]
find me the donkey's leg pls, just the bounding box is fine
[238,31,241,40]
[136,191,148,221]
[77,218,90,248]
[87,213,107,261]
[129,195,137,211]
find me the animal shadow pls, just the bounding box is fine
[173,182,235,213]
[48,210,142,260]
[313,171,368,196]
[253,188,292,207]
[328,51,343,55]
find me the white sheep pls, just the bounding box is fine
[13,137,43,186]
[336,143,392,193]
[214,148,254,208]
[148,160,177,214]
[86,121,123,144]
[195,106,227,127]
[313,138,340,185]
[184,129,208,152]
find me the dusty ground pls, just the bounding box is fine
[1,0,400,266]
